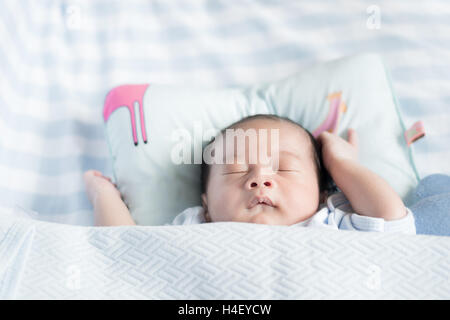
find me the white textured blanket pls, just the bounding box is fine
[1,214,449,299]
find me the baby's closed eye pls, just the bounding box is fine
[277,158,302,172]
[222,166,300,175]
[222,163,248,175]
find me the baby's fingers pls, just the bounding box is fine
[84,170,101,181]
[347,128,358,148]
[103,176,117,188]
[317,130,332,143]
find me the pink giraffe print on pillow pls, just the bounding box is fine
[312,92,347,138]
[103,84,149,146]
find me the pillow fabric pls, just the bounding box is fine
[103,53,420,225]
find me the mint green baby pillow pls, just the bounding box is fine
[103,53,419,226]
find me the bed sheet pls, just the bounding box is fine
[0,0,449,226]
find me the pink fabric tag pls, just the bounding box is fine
[404,120,425,146]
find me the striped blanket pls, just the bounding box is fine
[1,0,449,226]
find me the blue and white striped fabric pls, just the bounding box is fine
[1,0,449,226]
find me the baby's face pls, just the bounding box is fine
[201,119,321,225]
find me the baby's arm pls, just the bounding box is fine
[328,158,406,220]
[92,187,136,226]
[318,130,407,221]
[84,170,136,226]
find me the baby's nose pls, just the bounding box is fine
[246,177,274,190]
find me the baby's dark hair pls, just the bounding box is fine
[200,114,336,198]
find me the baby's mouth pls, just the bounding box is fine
[248,196,275,209]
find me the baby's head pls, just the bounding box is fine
[200,114,334,225]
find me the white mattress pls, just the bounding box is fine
[1,213,449,299]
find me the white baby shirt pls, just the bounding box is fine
[170,192,416,234]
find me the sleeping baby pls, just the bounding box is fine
[84,114,416,233]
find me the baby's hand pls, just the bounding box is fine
[317,129,358,173]
[83,170,121,205]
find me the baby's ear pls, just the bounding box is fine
[201,193,211,222]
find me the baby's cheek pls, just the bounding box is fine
[288,184,319,213]
[209,192,240,221]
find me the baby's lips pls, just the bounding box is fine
[248,195,275,209]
